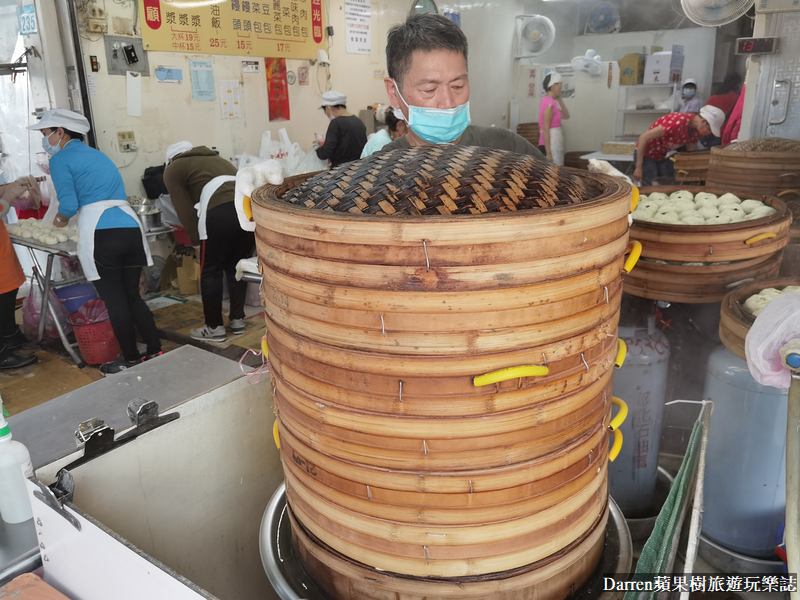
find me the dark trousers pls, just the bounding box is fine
[199,202,256,328]
[92,228,161,362]
[0,288,18,357]
[0,288,18,338]
[633,150,675,186]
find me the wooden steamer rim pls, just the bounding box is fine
[288,501,609,599]
[625,185,792,303]
[719,277,800,360]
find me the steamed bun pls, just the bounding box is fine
[740,199,765,214]
[717,193,741,205]
[743,294,769,316]
[706,214,732,225]
[698,205,720,219]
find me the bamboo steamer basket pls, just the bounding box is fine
[251,146,632,593]
[565,151,591,170]
[673,150,710,184]
[625,185,792,303]
[719,278,800,360]
[516,122,541,147]
[706,138,800,197]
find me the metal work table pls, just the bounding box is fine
[580,151,635,162]
[10,235,84,365]
[0,345,248,584]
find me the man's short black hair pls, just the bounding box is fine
[386,13,468,90]
[321,104,346,110]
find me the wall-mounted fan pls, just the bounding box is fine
[572,49,603,76]
[514,15,556,58]
[586,2,621,34]
[680,0,754,26]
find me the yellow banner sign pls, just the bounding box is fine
[140,0,326,59]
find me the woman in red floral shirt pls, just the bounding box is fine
[633,105,724,185]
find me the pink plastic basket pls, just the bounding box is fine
[69,318,121,365]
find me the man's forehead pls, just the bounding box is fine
[406,49,468,80]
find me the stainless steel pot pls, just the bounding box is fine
[138,209,162,231]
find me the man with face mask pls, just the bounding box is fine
[314,91,367,167]
[380,14,545,158]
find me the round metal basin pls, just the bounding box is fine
[259,483,633,600]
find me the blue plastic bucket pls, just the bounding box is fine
[55,283,98,314]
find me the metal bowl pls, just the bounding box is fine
[259,483,633,600]
[138,209,162,231]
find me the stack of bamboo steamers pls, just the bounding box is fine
[252,146,633,599]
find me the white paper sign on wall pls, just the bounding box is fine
[344,0,370,55]
[18,4,38,35]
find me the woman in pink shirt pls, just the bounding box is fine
[538,72,570,165]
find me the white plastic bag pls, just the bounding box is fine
[287,148,329,177]
[258,128,305,177]
[745,291,800,389]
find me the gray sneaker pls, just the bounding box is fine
[230,318,246,335]
[190,325,227,343]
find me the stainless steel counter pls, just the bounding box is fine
[1,345,248,586]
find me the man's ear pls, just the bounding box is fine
[385,78,400,109]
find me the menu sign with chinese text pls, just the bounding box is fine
[140,0,325,59]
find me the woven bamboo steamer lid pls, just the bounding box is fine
[288,503,607,599]
[719,278,800,360]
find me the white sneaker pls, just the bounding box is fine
[190,325,227,343]
[230,318,246,335]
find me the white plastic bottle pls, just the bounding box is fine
[0,396,34,523]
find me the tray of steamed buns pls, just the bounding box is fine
[720,278,800,360]
[623,185,793,304]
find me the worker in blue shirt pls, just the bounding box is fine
[28,109,161,375]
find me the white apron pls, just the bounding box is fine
[195,176,236,241]
[77,200,153,281]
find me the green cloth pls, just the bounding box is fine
[623,418,703,600]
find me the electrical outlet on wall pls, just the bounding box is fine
[117,131,137,152]
[87,19,108,32]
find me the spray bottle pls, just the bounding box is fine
[0,394,34,523]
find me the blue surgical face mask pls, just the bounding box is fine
[392,80,470,144]
[42,131,62,156]
[683,87,695,99]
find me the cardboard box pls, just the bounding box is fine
[644,45,684,85]
[176,255,201,295]
[619,53,645,85]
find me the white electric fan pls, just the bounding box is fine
[514,15,556,59]
[680,0,755,26]
[586,2,621,34]
[571,49,603,76]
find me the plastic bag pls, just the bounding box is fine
[22,281,72,339]
[288,148,330,177]
[258,128,304,177]
[68,299,109,325]
[745,291,800,389]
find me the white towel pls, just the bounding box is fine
[234,159,284,232]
